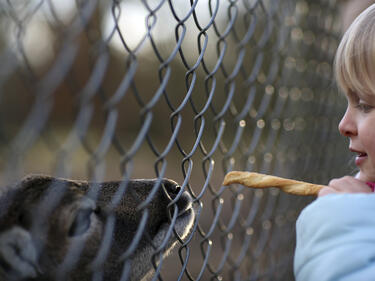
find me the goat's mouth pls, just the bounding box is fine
[174,191,193,216]
[163,191,195,242]
[155,190,195,244]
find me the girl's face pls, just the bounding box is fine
[339,91,375,182]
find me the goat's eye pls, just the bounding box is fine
[69,208,93,237]
[94,206,101,215]
[17,210,32,228]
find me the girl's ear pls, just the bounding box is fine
[0,226,41,279]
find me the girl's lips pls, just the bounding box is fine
[350,148,368,166]
[355,152,368,166]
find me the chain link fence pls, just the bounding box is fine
[0,0,353,280]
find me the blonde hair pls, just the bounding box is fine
[334,4,375,97]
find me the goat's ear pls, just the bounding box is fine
[0,226,40,279]
[68,198,98,237]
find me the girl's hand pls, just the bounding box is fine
[318,176,373,197]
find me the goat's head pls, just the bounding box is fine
[0,175,195,281]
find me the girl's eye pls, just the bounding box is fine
[356,103,373,113]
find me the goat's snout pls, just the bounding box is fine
[161,179,193,215]
[161,179,180,198]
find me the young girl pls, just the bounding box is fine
[294,4,375,281]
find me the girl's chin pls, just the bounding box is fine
[356,171,375,182]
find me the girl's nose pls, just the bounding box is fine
[338,107,357,137]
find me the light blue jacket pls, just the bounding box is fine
[294,194,375,281]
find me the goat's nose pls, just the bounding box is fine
[161,179,181,198]
[161,179,192,214]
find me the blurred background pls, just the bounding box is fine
[0,0,372,280]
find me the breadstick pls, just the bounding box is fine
[223,171,326,196]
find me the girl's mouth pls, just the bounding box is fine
[355,152,368,166]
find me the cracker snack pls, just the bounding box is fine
[223,171,326,196]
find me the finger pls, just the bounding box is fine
[318,186,339,197]
[329,176,372,193]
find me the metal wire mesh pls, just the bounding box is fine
[0,0,352,280]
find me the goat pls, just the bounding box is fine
[0,175,195,281]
